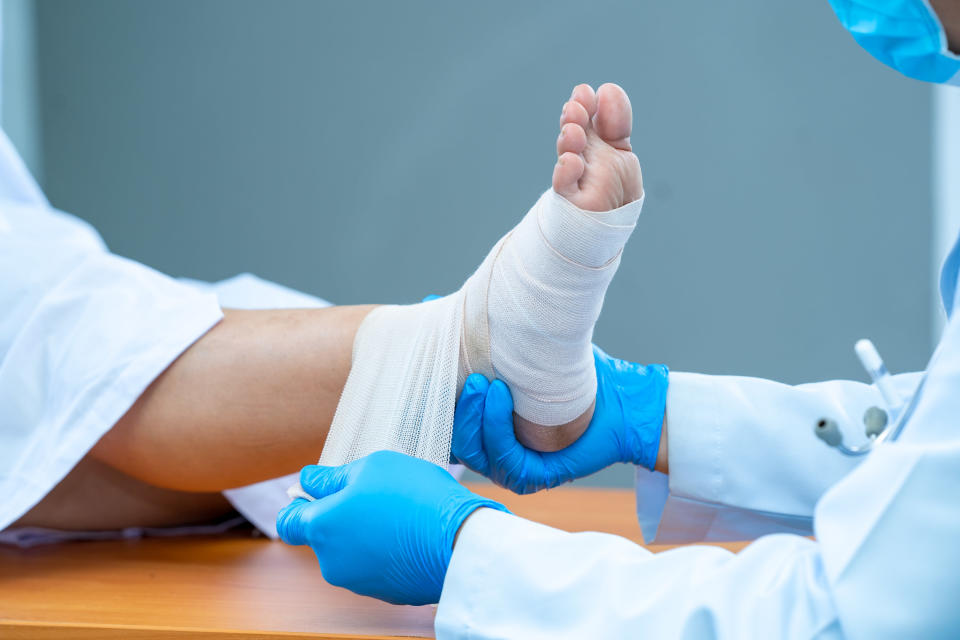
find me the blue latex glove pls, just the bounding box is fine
[276,450,508,605]
[452,345,668,494]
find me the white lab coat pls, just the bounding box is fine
[0,130,311,539]
[436,230,960,636]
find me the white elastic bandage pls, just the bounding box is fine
[287,298,462,500]
[461,189,643,425]
[289,189,642,500]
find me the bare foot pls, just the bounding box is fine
[553,83,643,212]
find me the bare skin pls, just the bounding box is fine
[90,305,376,492]
[14,457,233,530]
[552,84,642,212]
[931,0,960,53]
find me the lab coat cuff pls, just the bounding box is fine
[634,468,670,544]
[664,372,725,504]
[436,508,547,637]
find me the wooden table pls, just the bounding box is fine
[0,484,748,639]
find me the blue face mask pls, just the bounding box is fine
[828,0,960,84]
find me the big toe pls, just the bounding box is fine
[593,83,632,151]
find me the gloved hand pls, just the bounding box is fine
[452,345,668,494]
[276,450,508,606]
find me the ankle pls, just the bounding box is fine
[512,401,594,452]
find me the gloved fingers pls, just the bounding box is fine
[480,380,537,486]
[451,374,492,475]
[593,342,649,389]
[483,380,517,444]
[299,464,352,500]
[276,498,313,546]
[479,379,518,451]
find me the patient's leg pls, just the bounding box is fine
[90,305,376,492]
[15,456,233,530]
[319,83,644,470]
[14,305,369,531]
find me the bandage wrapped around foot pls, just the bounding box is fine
[289,189,643,500]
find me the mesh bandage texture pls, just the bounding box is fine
[288,189,643,501]
[288,298,462,501]
[321,298,462,466]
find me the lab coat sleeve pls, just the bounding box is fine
[436,508,841,639]
[439,439,960,638]
[0,200,223,531]
[636,370,922,543]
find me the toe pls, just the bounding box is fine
[570,84,597,119]
[552,151,585,198]
[560,100,590,129]
[593,83,632,151]
[557,123,587,156]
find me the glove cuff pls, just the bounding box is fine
[443,497,511,562]
[625,364,669,470]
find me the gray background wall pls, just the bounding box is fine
[7,0,935,486]
[1,0,41,179]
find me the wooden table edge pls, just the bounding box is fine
[0,619,425,640]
